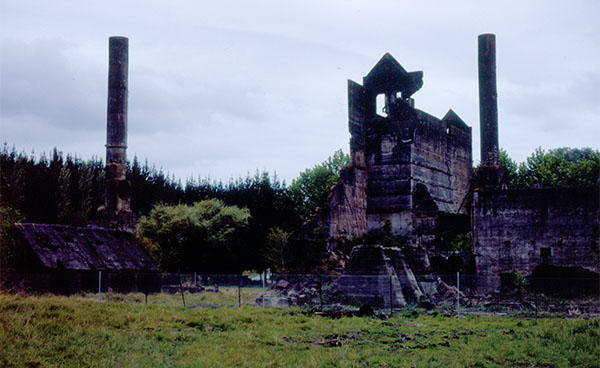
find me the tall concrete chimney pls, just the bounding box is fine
[478,33,499,166]
[105,36,131,214]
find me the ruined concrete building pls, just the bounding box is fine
[313,34,599,288]
[312,52,472,253]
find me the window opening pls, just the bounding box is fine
[376,94,388,117]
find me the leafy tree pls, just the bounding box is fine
[289,149,350,221]
[477,147,599,189]
[286,225,329,273]
[263,227,290,272]
[138,200,250,273]
[516,147,599,188]
[498,149,519,188]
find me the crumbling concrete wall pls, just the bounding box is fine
[325,167,368,241]
[411,110,472,215]
[308,54,472,256]
[348,54,472,243]
[473,186,600,277]
[309,166,368,250]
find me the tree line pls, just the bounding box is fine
[0,144,348,272]
[1,143,598,273]
[496,147,599,189]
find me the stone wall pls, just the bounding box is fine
[323,167,368,244]
[411,110,472,214]
[472,186,600,277]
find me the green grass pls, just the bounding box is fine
[0,293,598,368]
[80,287,264,308]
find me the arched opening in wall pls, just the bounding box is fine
[376,94,388,117]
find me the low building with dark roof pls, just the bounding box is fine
[6,223,159,294]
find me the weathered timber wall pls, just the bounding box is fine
[472,186,600,276]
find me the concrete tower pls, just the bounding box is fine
[97,36,134,229]
[477,33,502,187]
[478,34,499,166]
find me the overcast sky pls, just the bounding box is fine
[1,0,598,184]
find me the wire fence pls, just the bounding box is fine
[1,271,598,315]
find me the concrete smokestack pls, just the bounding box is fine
[105,36,131,213]
[478,33,499,166]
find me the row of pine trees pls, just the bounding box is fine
[0,143,303,234]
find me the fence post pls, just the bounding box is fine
[98,270,102,302]
[534,280,538,319]
[389,275,393,315]
[456,271,460,315]
[262,271,265,308]
[179,274,186,308]
[238,274,242,308]
[318,273,323,310]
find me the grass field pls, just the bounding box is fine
[81,287,265,308]
[0,293,598,368]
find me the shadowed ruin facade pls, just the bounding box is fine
[473,187,599,279]
[310,53,472,252]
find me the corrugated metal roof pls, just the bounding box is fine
[14,223,158,271]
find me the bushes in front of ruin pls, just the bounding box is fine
[263,227,291,273]
[138,199,251,273]
[364,219,404,248]
[283,226,330,273]
[450,232,472,252]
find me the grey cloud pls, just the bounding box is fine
[0,38,105,133]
